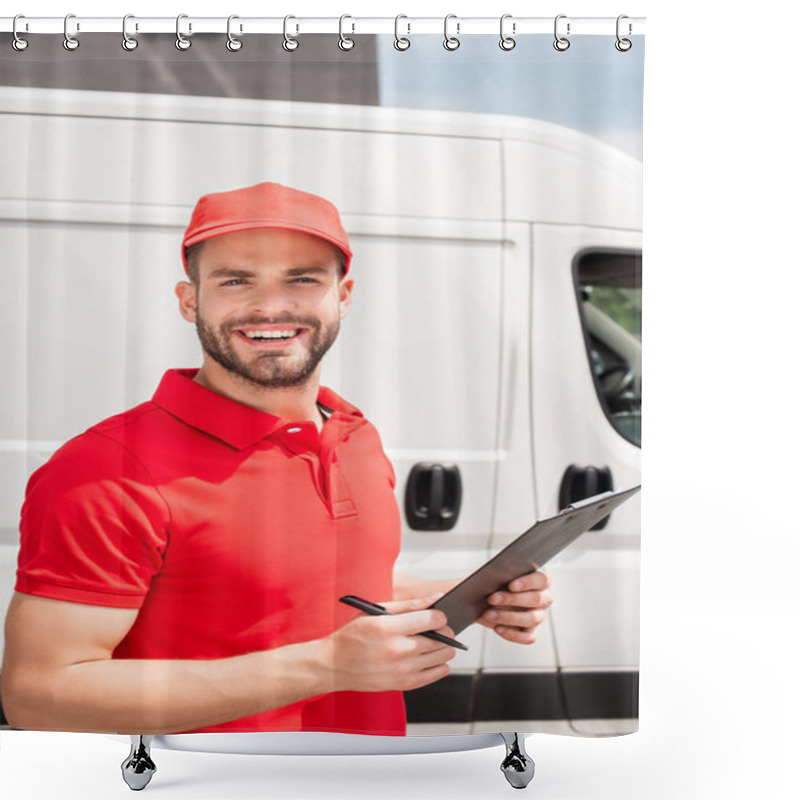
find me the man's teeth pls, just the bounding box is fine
[244,330,298,339]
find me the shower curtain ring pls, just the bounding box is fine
[394,15,410,50]
[122,15,138,51]
[227,15,243,51]
[553,15,570,51]
[175,14,191,50]
[338,15,355,51]
[283,15,299,51]
[499,14,516,51]
[615,15,632,51]
[443,14,460,51]
[12,15,29,51]
[63,14,80,51]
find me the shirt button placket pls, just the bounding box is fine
[281,424,330,510]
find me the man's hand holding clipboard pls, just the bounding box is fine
[333,487,639,693]
[430,487,641,635]
[474,569,554,645]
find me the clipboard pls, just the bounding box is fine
[429,485,641,634]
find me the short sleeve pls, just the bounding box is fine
[15,431,171,609]
[368,423,397,490]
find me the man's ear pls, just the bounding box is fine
[175,281,197,323]
[338,277,355,320]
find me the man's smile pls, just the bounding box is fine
[232,324,310,349]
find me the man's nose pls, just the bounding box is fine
[246,282,296,318]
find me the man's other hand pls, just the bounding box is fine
[325,594,456,693]
[477,570,553,645]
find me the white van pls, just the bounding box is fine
[0,86,641,737]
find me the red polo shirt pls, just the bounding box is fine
[16,369,405,735]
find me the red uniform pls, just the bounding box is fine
[15,368,405,735]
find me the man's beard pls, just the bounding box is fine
[195,310,339,389]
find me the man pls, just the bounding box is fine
[2,182,552,736]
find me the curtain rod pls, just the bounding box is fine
[1,16,646,37]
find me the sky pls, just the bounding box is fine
[376,33,644,159]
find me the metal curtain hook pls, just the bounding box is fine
[122,14,138,51]
[499,14,516,51]
[283,15,299,51]
[615,15,632,51]
[394,14,410,50]
[339,14,355,51]
[12,14,29,51]
[63,13,79,51]
[443,14,460,51]
[175,14,191,50]
[227,15,243,51]
[553,14,570,51]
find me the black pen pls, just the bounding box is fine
[339,595,468,651]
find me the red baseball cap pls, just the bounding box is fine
[181,182,352,274]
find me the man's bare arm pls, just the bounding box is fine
[1,592,454,734]
[393,572,458,601]
[1,592,332,734]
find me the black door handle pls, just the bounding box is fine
[559,464,614,530]
[405,463,462,531]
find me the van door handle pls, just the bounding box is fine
[558,464,614,530]
[404,463,462,531]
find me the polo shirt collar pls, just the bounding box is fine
[152,369,364,450]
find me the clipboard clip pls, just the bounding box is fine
[561,490,615,513]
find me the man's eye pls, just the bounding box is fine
[291,277,319,284]
[222,279,246,286]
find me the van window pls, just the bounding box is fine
[575,250,642,446]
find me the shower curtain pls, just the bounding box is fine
[0,12,644,774]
